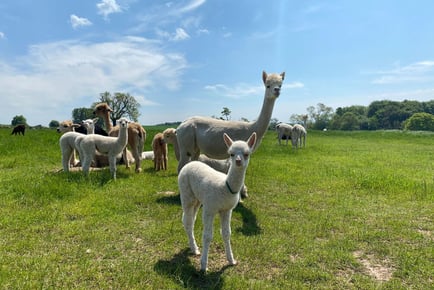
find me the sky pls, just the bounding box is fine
[1,0,434,126]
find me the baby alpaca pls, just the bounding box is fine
[178,132,257,272]
[79,118,129,179]
[152,132,167,171]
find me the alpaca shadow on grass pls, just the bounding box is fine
[234,202,262,236]
[154,248,231,290]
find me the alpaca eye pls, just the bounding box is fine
[244,154,249,158]
[230,154,235,157]
[266,85,270,89]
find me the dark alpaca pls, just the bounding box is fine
[11,124,25,136]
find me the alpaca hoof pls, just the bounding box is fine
[229,259,238,266]
[135,168,142,173]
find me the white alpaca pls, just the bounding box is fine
[57,120,83,167]
[163,127,249,197]
[59,131,85,172]
[178,132,257,272]
[291,124,307,149]
[276,123,293,145]
[79,118,129,179]
[93,103,146,173]
[176,71,284,172]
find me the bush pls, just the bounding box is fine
[404,112,434,131]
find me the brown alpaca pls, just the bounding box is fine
[152,133,167,171]
[93,103,146,173]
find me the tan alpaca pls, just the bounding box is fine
[152,132,168,171]
[176,71,285,172]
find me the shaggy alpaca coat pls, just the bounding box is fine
[178,132,257,272]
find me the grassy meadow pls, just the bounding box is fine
[0,127,433,289]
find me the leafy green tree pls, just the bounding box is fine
[72,107,95,124]
[307,103,334,130]
[95,92,140,126]
[404,112,434,131]
[11,115,27,126]
[49,120,59,128]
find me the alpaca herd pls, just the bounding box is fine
[56,71,300,272]
[276,122,307,149]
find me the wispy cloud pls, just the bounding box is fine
[0,32,5,39]
[205,81,304,99]
[70,14,92,29]
[97,0,123,20]
[0,37,187,124]
[371,61,434,84]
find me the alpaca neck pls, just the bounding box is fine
[103,113,113,132]
[172,137,180,161]
[225,165,247,194]
[118,126,128,144]
[251,95,276,140]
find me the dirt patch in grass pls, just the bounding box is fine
[353,250,394,282]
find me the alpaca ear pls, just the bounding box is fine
[93,118,99,124]
[223,133,233,148]
[280,72,285,80]
[262,71,267,84]
[72,124,80,128]
[247,132,257,149]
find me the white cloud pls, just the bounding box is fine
[173,28,190,41]
[0,37,187,125]
[70,14,92,29]
[97,0,122,19]
[0,32,5,39]
[178,0,206,14]
[371,61,434,84]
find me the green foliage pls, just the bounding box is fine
[96,92,140,126]
[11,115,27,126]
[0,128,432,288]
[221,107,231,120]
[404,112,434,131]
[72,107,95,123]
[49,120,59,128]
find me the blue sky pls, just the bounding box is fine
[1,0,434,126]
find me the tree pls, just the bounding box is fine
[72,107,95,124]
[49,120,59,129]
[307,103,334,130]
[221,107,231,120]
[96,92,140,126]
[290,114,308,127]
[11,115,27,126]
[404,112,434,131]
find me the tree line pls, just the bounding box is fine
[291,100,434,131]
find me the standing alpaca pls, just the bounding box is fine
[163,127,248,197]
[176,71,284,172]
[11,124,26,136]
[152,132,168,171]
[276,123,293,145]
[178,132,257,272]
[79,118,129,179]
[291,124,307,149]
[93,103,146,173]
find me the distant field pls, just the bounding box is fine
[0,128,432,289]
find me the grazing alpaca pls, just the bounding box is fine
[178,132,257,272]
[11,124,26,136]
[276,123,293,145]
[79,118,129,179]
[291,124,307,149]
[152,133,168,171]
[93,103,146,173]
[176,71,285,172]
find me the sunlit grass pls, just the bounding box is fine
[0,128,432,288]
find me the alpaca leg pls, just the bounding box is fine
[200,210,215,272]
[81,151,95,176]
[123,147,130,170]
[109,155,117,179]
[220,210,237,266]
[62,147,73,172]
[182,203,200,255]
[132,147,142,173]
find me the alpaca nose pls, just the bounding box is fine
[235,155,242,166]
[274,87,281,94]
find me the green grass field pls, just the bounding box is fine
[0,127,432,289]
